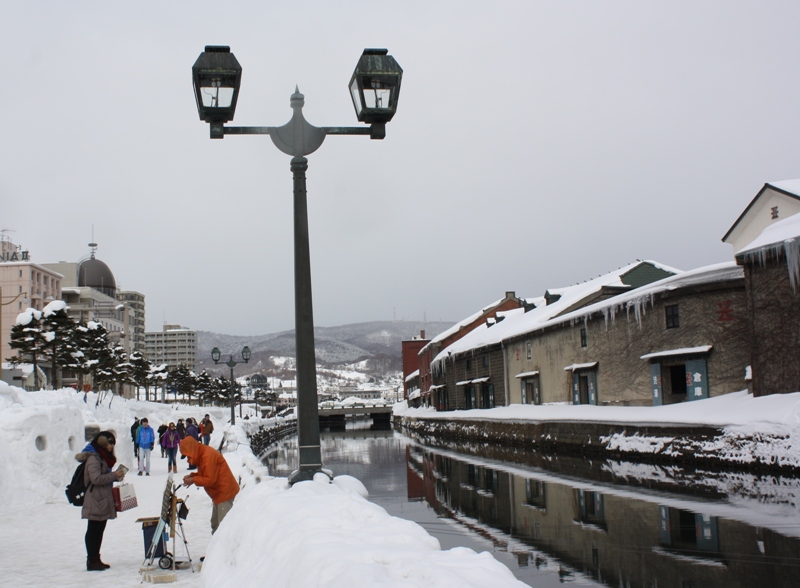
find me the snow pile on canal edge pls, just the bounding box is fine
[393,390,800,469]
[203,473,525,588]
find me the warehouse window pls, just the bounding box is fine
[666,305,680,329]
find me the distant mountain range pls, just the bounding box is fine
[197,320,453,374]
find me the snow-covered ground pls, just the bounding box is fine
[394,390,800,469]
[0,383,526,587]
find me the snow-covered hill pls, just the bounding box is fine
[198,320,452,372]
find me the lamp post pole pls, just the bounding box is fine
[192,46,402,485]
[226,358,236,425]
[212,346,250,426]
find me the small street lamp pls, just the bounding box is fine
[211,346,251,426]
[192,46,402,485]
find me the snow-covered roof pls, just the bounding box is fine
[1,363,36,377]
[737,212,800,255]
[736,212,800,291]
[404,369,419,383]
[432,261,741,368]
[722,180,800,243]
[419,294,519,354]
[432,261,679,364]
[766,179,800,197]
[515,370,540,379]
[538,261,742,330]
[0,262,63,278]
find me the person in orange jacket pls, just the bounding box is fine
[180,436,239,534]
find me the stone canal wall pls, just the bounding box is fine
[393,415,799,474]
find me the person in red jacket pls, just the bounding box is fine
[180,436,239,534]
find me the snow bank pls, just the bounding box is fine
[202,473,524,588]
[394,390,800,469]
[0,384,83,507]
[0,384,228,512]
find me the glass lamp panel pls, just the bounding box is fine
[364,87,392,109]
[361,76,397,110]
[349,78,363,115]
[199,80,235,108]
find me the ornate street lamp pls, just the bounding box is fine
[348,49,403,139]
[192,46,402,485]
[211,346,251,426]
[192,46,243,138]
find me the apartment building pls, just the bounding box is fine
[145,324,197,371]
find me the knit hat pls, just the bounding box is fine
[96,432,116,449]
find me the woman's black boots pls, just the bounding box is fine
[86,556,109,571]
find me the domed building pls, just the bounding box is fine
[78,245,117,298]
[42,243,143,354]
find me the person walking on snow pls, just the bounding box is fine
[201,414,214,445]
[180,436,239,535]
[185,418,200,441]
[76,431,125,571]
[136,418,155,476]
[185,419,200,471]
[130,417,140,458]
[157,423,168,457]
[161,422,181,474]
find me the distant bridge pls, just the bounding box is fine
[318,405,393,426]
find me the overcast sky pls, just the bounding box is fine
[3,2,800,336]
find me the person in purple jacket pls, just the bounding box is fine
[160,422,182,474]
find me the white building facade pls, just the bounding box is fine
[0,238,63,372]
[145,324,197,371]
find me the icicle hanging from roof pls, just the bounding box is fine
[739,237,800,293]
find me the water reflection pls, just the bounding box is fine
[262,420,800,587]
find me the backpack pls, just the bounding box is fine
[65,461,91,506]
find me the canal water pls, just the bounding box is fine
[261,419,800,587]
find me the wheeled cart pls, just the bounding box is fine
[137,517,173,568]
[139,475,194,572]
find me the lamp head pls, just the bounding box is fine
[192,46,243,131]
[349,49,403,125]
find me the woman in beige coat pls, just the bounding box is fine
[75,431,124,571]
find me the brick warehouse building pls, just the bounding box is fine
[735,212,800,396]
[401,330,428,405]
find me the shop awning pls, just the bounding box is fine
[640,345,712,360]
[515,370,540,379]
[563,362,598,372]
[471,377,490,383]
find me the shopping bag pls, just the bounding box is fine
[112,483,138,512]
